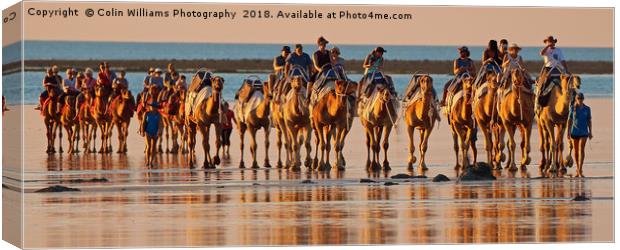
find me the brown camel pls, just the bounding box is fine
[235,77,273,169]
[536,73,581,174]
[311,79,358,171]
[283,75,313,171]
[269,74,291,169]
[499,69,536,171]
[359,84,398,171]
[448,76,477,169]
[60,95,79,154]
[42,87,62,154]
[473,72,505,168]
[92,85,113,154]
[186,76,224,168]
[110,88,135,154]
[77,89,97,153]
[157,85,176,154]
[170,86,188,154]
[404,75,440,172]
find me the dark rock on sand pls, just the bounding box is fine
[457,162,496,181]
[384,182,399,186]
[390,174,427,179]
[360,178,377,183]
[35,185,80,193]
[301,180,316,184]
[572,195,590,201]
[67,177,109,183]
[432,174,451,182]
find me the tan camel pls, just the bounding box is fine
[186,76,224,168]
[42,87,62,154]
[404,75,440,171]
[157,86,176,153]
[359,84,398,171]
[283,75,312,171]
[448,76,477,169]
[311,79,358,171]
[170,86,188,154]
[60,95,78,154]
[77,89,97,153]
[110,88,135,154]
[269,74,291,169]
[235,77,273,169]
[536,73,581,174]
[499,69,535,171]
[473,72,504,168]
[92,85,113,154]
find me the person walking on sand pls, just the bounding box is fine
[273,46,291,79]
[220,102,236,156]
[141,102,163,167]
[567,93,592,178]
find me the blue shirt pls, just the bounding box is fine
[285,52,312,70]
[145,111,161,137]
[569,104,591,137]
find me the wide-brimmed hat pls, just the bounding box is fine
[508,43,522,51]
[331,46,341,54]
[84,68,94,75]
[281,46,291,53]
[374,46,387,53]
[154,68,163,73]
[317,36,329,45]
[544,35,558,43]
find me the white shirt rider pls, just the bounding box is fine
[542,47,565,68]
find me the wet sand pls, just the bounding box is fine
[2,99,614,248]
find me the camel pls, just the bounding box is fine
[42,87,62,154]
[235,77,273,169]
[92,85,113,154]
[283,75,313,171]
[403,75,440,171]
[110,88,135,154]
[536,72,581,174]
[77,89,97,153]
[473,72,505,168]
[186,76,224,168]
[499,69,536,171]
[170,86,188,154]
[157,85,176,153]
[59,95,78,154]
[359,83,398,171]
[448,76,477,169]
[269,74,291,169]
[311,79,358,171]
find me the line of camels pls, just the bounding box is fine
[40,64,581,175]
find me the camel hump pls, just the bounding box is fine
[185,86,212,117]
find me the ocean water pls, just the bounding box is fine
[2,71,613,105]
[2,41,614,63]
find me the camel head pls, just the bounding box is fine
[561,74,581,93]
[64,95,76,107]
[485,71,500,89]
[212,76,224,93]
[291,76,304,92]
[419,75,434,94]
[262,79,272,100]
[335,80,358,96]
[148,85,160,98]
[121,87,131,100]
[462,76,474,93]
[94,85,107,98]
[510,68,526,88]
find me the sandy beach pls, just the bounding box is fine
[2,98,614,248]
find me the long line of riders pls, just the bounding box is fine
[38,35,592,177]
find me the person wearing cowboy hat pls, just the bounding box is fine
[540,35,568,73]
[273,45,291,78]
[141,101,163,167]
[440,46,476,106]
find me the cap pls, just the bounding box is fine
[374,46,387,53]
[281,46,291,53]
[576,92,585,99]
[155,68,163,73]
[295,44,303,49]
[317,36,329,45]
[544,35,558,43]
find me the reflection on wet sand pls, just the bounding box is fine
[23,174,607,248]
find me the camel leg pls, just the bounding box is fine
[557,124,567,173]
[116,123,124,153]
[467,127,477,166]
[275,128,283,168]
[480,123,493,166]
[494,124,506,166]
[365,125,373,169]
[213,124,222,166]
[199,125,213,169]
[98,124,106,153]
[382,125,392,171]
[73,124,80,153]
[369,126,379,171]
[458,126,469,169]
[324,126,333,170]
[249,128,259,168]
[263,127,271,168]
[303,125,313,168]
[238,126,246,168]
[334,127,347,171]
[57,122,63,153]
[450,124,461,170]
[544,123,558,175]
[187,123,197,167]
[317,126,328,171]
[289,127,301,171]
[170,123,179,154]
[519,124,532,170]
[537,119,547,170]
[407,126,416,170]
[165,122,170,154]
[312,124,321,170]
[419,128,431,171]
[504,123,517,172]
[45,122,52,153]
[91,126,97,154]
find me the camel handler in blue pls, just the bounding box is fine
[140,102,163,167]
[566,93,592,178]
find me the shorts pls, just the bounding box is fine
[221,128,233,146]
[570,134,588,139]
